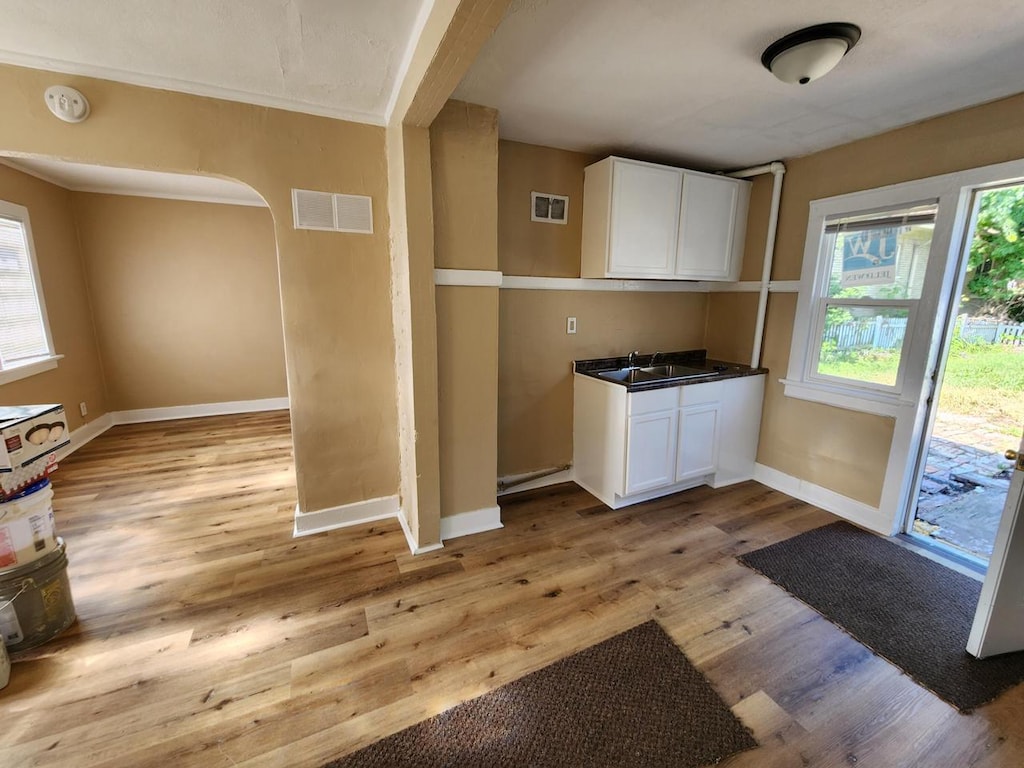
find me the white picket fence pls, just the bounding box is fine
[824,314,1024,350]
[956,315,1024,346]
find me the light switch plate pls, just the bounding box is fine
[567,316,577,334]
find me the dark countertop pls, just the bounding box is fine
[573,349,767,392]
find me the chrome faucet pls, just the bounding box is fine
[650,351,663,367]
[628,350,640,369]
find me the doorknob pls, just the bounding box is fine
[1007,449,1019,461]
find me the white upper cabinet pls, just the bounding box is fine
[581,156,750,281]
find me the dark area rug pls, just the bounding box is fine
[739,520,1024,712]
[323,620,757,768]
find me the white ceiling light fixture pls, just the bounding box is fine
[44,85,90,123]
[761,22,861,85]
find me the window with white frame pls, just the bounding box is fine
[0,200,56,374]
[807,203,938,393]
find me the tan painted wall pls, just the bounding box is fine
[498,140,599,277]
[430,101,500,518]
[0,165,106,430]
[436,286,499,515]
[499,289,708,476]
[72,193,286,411]
[756,92,1024,506]
[0,63,398,514]
[432,101,499,270]
[496,140,710,476]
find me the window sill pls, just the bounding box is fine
[780,377,917,418]
[0,354,63,386]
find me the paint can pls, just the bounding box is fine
[0,538,75,653]
[0,479,58,573]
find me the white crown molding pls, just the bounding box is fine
[440,505,503,540]
[0,50,385,126]
[110,397,289,425]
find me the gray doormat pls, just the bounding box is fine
[739,521,1024,712]
[323,620,757,768]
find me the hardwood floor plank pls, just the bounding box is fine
[1,412,1021,767]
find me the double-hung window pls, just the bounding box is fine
[0,200,57,383]
[807,203,937,394]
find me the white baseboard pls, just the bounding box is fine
[753,463,888,534]
[54,412,115,463]
[293,495,399,538]
[396,508,445,555]
[497,467,574,496]
[111,397,289,425]
[440,505,502,541]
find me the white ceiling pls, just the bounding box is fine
[454,0,1024,170]
[4,1,1024,172]
[0,0,428,123]
[0,156,267,207]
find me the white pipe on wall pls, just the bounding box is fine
[727,161,786,368]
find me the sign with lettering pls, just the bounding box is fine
[842,227,899,287]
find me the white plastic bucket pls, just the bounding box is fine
[0,480,57,573]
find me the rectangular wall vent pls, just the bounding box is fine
[292,189,373,234]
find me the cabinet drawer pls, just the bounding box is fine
[628,387,678,415]
[679,381,721,406]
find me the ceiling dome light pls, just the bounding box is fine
[761,22,861,85]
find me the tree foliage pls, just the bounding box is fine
[968,185,1024,320]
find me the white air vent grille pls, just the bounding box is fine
[292,189,373,234]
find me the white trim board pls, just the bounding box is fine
[753,462,890,535]
[54,412,114,464]
[434,269,502,287]
[294,495,400,538]
[111,397,289,424]
[396,508,445,554]
[440,506,502,540]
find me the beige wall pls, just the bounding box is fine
[0,165,106,430]
[754,92,1024,506]
[499,289,708,476]
[498,140,598,277]
[432,101,499,271]
[431,101,500,518]
[72,193,286,411]
[496,140,711,477]
[0,63,398,514]
[436,286,499,515]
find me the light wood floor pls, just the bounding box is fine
[3,411,1022,767]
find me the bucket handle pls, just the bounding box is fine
[0,581,31,613]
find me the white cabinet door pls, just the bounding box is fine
[676,173,741,280]
[676,403,720,481]
[608,160,682,277]
[625,409,678,494]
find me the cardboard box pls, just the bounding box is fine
[0,405,69,498]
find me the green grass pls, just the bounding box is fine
[818,341,1024,437]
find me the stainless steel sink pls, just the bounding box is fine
[596,364,716,384]
[639,364,716,379]
[597,367,662,384]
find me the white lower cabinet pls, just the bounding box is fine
[676,404,720,481]
[574,372,763,510]
[625,409,678,494]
